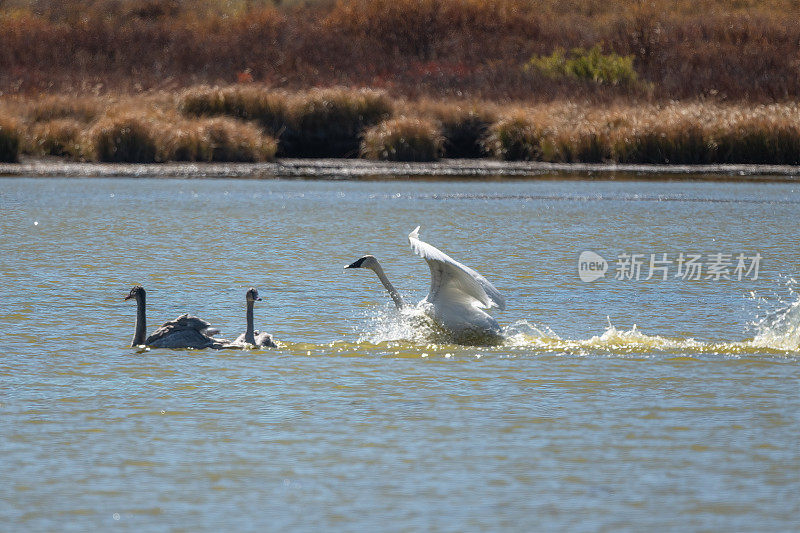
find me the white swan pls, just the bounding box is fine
[345,226,506,343]
[233,288,277,348]
[125,285,231,349]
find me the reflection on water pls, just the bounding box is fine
[1,177,799,530]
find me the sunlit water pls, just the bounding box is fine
[1,177,799,530]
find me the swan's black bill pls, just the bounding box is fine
[345,258,366,269]
[125,285,144,301]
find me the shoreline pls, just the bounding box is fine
[2,158,800,181]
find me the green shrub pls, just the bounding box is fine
[484,114,545,161]
[0,118,21,162]
[281,88,393,157]
[361,117,443,161]
[526,45,638,86]
[91,117,157,162]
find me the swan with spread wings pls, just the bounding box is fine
[345,226,506,343]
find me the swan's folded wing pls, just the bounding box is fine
[175,314,216,333]
[146,328,217,348]
[408,226,506,310]
[146,314,220,344]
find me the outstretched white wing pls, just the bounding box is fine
[408,226,506,311]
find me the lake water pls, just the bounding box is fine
[1,176,799,531]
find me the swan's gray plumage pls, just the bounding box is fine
[125,286,230,349]
[145,313,229,349]
[233,288,277,348]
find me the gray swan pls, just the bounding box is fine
[233,288,277,348]
[345,226,506,343]
[125,285,230,349]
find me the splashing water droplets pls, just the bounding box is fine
[358,305,451,345]
[352,290,800,357]
[749,278,800,351]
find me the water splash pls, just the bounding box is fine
[345,278,800,357]
[749,278,800,351]
[352,296,800,357]
[502,319,710,356]
[504,288,800,356]
[358,305,453,345]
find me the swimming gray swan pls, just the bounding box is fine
[125,285,230,349]
[345,226,506,344]
[233,288,277,348]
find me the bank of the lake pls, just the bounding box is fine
[2,158,800,181]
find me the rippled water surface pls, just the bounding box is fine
[1,177,799,530]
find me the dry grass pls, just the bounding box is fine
[361,117,444,161]
[25,95,105,123]
[3,90,800,164]
[484,113,550,161]
[2,0,800,101]
[406,100,498,158]
[179,86,391,157]
[179,85,290,134]
[90,116,158,163]
[280,87,393,157]
[0,92,279,163]
[160,118,277,162]
[0,117,21,162]
[28,119,85,158]
[485,102,800,164]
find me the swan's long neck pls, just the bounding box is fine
[245,300,255,345]
[371,262,405,309]
[133,293,147,347]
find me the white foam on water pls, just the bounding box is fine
[354,287,800,357]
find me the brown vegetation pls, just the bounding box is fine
[0,117,21,162]
[179,86,391,156]
[361,117,444,161]
[2,88,800,165]
[1,0,800,101]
